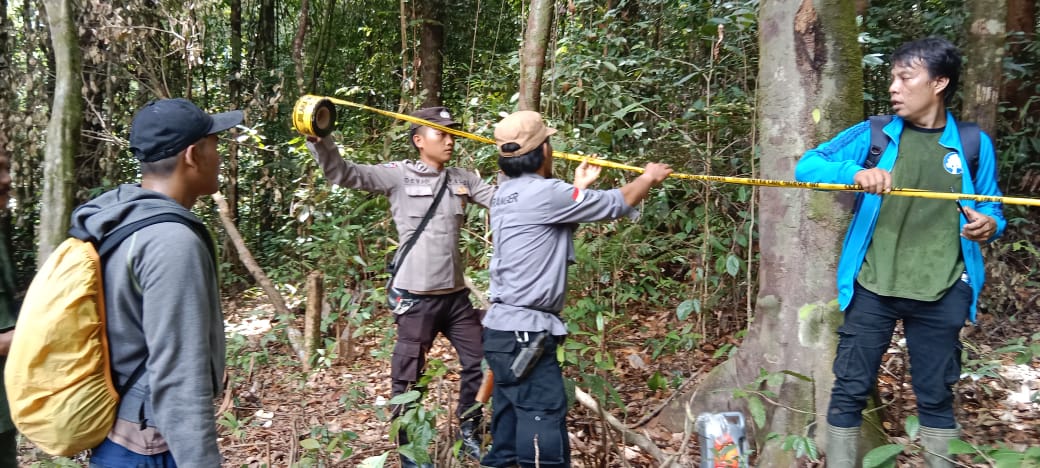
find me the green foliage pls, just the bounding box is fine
[767,432,819,461]
[387,360,450,465]
[862,443,905,468]
[217,411,252,440]
[729,369,814,430]
[863,415,1040,468]
[296,424,359,466]
[949,439,1040,467]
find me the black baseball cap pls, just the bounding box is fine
[409,106,460,131]
[130,98,244,162]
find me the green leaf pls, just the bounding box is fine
[676,299,700,321]
[300,438,321,450]
[904,415,919,440]
[747,395,766,429]
[862,444,904,468]
[388,390,422,405]
[947,439,976,455]
[647,371,667,391]
[357,451,391,465]
[812,108,822,123]
[725,254,740,276]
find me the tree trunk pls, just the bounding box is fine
[38,0,81,266]
[1001,0,1034,123]
[254,0,276,69]
[212,193,310,369]
[225,0,243,274]
[962,0,1007,136]
[660,0,881,465]
[518,0,555,112]
[228,0,242,220]
[292,0,310,96]
[304,271,323,363]
[417,0,444,107]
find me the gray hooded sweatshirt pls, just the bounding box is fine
[71,184,225,467]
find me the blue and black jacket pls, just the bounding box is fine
[795,111,1006,321]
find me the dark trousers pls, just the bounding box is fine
[827,281,971,429]
[0,429,16,468]
[89,438,177,467]
[391,289,484,421]
[481,329,569,468]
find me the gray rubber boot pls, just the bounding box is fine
[827,424,860,468]
[919,426,959,468]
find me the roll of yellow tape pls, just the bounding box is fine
[292,95,337,137]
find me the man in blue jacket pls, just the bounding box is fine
[795,37,1005,468]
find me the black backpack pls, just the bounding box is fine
[863,115,981,178]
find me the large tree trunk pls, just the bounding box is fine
[518,0,555,112]
[962,0,1007,136]
[38,0,81,265]
[417,0,444,107]
[660,0,880,465]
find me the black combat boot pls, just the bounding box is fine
[458,417,484,461]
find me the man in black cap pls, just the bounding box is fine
[70,98,242,467]
[306,107,495,466]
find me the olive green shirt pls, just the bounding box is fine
[858,126,965,301]
[0,233,18,433]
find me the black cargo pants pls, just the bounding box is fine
[391,289,484,420]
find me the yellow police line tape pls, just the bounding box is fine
[295,95,1040,207]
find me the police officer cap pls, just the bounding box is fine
[409,107,460,131]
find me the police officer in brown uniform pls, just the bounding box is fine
[306,107,493,467]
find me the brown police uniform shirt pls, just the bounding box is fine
[307,137,495,294]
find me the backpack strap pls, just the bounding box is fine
[864,115,894,170]
[94,213,215,261]
[864,115,982,179]
[73,212,216,399]
[956,121,981,178]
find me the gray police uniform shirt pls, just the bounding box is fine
[483,173,634,335]
[308,137,495,293]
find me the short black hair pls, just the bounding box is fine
[408,126,422,150]
[498,140,546,177]
[140,153,181,177]
[891,37,961,105]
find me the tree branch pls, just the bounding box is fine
[212,192,310,369]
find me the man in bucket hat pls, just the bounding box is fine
[306,107,494,467]
[70,98,242,467]
[480,111,671,468]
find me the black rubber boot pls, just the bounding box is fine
[458,417,484,461]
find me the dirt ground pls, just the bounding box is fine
[16,299,1039,467]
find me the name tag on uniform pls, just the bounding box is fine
[404,185,434,197]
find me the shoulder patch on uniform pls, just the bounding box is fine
[454,185,469,195]
[382,162,398,168]
[942,152,963,175]
[571,187,586,203]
